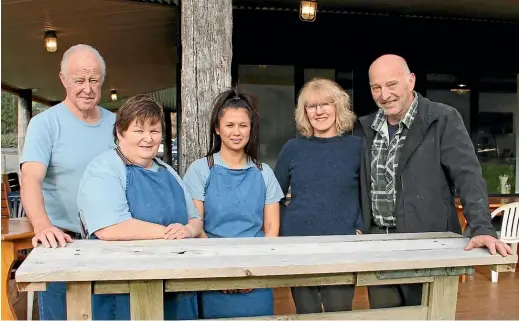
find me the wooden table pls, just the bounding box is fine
[15,232,517,320]
[2,217,34,320]
[456,196,519,232]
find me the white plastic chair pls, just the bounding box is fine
[490,202,519,283]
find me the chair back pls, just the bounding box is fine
[2,173,23,217]
[2,172,20,193]
[490,202,519,244]
[1,181,12,234]
[1,181,11,217]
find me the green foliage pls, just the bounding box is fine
[2,91,49,148]
[481,162,516,193]
[1,91,17,135]
[33,101,49,116]
[1,91,51,148]
[1,133,17,148]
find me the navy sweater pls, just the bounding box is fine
[274,135,364,236]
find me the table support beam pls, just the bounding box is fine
[66,282,92,321]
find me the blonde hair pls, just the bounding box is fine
[295,78,356,137]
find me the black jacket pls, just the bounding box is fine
[354,93,497,238]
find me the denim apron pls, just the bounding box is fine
[199,159,273,319]
[91,155,198,320]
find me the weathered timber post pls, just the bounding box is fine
[17,89,32,158]
[179,0,233,175]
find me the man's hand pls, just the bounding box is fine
[465,235,513,256]
[32,226,73,248]
[164,223,192,240]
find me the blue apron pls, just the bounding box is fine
[200,161,273,319]
[92,158,198,320]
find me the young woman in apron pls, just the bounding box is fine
[183,88,284,319]
[77,95,202,320]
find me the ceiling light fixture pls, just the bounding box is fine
[300,0,318,22]
[44,30,58,53]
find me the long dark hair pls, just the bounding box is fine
[206,86,261,169]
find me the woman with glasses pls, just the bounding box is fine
[183,87,284,319]
[274,78,363,314]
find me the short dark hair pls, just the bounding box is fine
[207,86,261,168]
[113,94,166,143]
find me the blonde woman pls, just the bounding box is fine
[274,78,363,314]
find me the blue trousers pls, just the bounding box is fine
[200,288,273,319]
[37,282,198,320]
[92,292,198,320]
[38,282,67,320]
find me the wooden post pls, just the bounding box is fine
[66,282,92,320]
[129,280,164,320]
[426,276,459,320]
[17,89,32,158]
[179,0,233,175]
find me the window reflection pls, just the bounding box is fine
[426,73,470,132]
[239,65,296,168]
[478,75,518,194]
[304,69,335,82]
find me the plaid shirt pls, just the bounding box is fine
[370,93,419,227]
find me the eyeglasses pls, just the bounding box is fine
[305,101,334,112]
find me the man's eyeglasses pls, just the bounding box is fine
[305,101,334,112]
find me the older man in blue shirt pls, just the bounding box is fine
[20,44,115,320]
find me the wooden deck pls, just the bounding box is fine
[9,266,519,319]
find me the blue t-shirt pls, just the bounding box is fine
[20,103,116,233]
[274,135,364,236]
[183,152,284,205]
[77,149,201,236]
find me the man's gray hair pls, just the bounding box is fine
[60,44,106,79]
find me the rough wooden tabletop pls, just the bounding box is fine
[15,232,518,283]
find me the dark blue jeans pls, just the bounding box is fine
[92,292,199,320]
[38,282,198,320]
[38,282,67,320]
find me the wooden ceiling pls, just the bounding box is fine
[1,0,177,105]
[234,0,519,21]
[3,0,517,106]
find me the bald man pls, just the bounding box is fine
[20,44,116,319]
[354,54,512,309]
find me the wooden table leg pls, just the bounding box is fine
[427,275,459,320]
[66,282,92,320]
[457,208,467,283]
[130,280,163,320]
[1,241,17,320]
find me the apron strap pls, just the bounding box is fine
[115,146,132,165]
[204,155,216,195]
[207,154,215,169]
